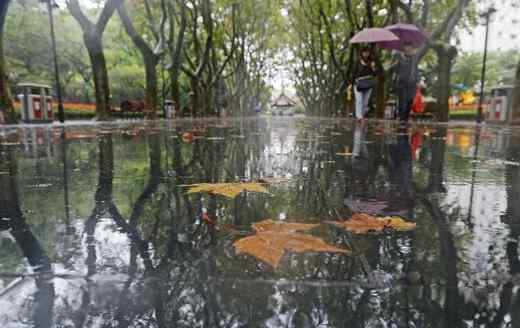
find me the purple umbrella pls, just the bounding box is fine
[379,23,427,49]
[350,28,399,44]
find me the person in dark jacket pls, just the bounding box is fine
[392,42,419,123]
[351,47,377,120]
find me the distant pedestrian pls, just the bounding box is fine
[392,42,419,123]
[352,47,377,120]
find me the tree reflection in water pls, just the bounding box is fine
[0,146,54,328]
[0,118,519,327]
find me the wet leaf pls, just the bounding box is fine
[202,213,216,225]
[182,132,194,143]
[344,199,388,215]
[258,177,291,184]
[186,182,268,198]
[329,213,416,234]
[234,231,349,268]
[252,219,319,233]
[336,146,352,157]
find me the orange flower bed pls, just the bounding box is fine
[13,101,96,112]
[449,104,489,111]
[61,102,96,112]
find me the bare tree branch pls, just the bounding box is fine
[97,0,124,34]
[65,0,94,32]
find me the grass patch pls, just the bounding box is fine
[449,109,478,120]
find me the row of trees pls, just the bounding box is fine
[0,0,284,122]
[287,0,520,121]
[1,0,520,122]
[287,0,474,119]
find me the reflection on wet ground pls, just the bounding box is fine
[1,117,520,327]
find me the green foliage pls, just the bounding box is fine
[1,0,509,119]
[452,50,520,90]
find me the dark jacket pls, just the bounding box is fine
[353,60,376,82]
[393,52,419,85]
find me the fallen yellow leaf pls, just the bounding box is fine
[252,219,319,233]
[186,182,268,198]
[258,177,291,184]
[234,231,349,268]
[329,213,416,234]
[336,146,353,157]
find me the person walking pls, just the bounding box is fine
[352,47,377,121]
[392,42,419,123]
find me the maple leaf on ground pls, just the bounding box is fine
[186,183,269,199]
[336,146,353,157]
[329,213,416,234]
[234,231,350,268]
[257,177,291,184]
[344,199,388,216]
[233,219,349,268]
[252,219,319,234]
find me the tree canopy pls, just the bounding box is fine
[0,0,518,121]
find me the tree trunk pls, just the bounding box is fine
[190,77,199,117]
[0,0,15,124]
[85,33,112,120]
[512,61,520,123]
[117,4,160,120]
[434,44,457,122]
[428,127,447,193]
[144,58,158,119]
[171,76,181,114]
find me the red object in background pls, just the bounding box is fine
[120,100,145,112]
[47,99,53,118]
[33,98,42,118]
[411,132,423,161]
[412,87,425,113]
[202,213,216,226]
[182,132,194,143]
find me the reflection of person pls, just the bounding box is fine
[352,122,367,157]
[350,123,373,199]
[351,47,377,120]
[392,42,419,123]
[389,132,413,198]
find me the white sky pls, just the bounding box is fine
[458,2,520,53]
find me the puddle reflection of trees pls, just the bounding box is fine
[1,120,520,326]
[0,147,54,328]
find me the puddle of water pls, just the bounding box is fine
[0,117,519,327]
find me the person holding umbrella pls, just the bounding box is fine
[392,41,420,123]
[381,24,426,123]
[350,28,399,121]
[351,47,377,120]
[349,25,426,123]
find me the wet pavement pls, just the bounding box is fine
[1,117,520,327]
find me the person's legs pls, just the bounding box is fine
[406,84,416,121]
[398,83,415,122]
[354,87,364,119]
[397,85,406,121]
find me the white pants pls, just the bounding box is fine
[354,87,372,119]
